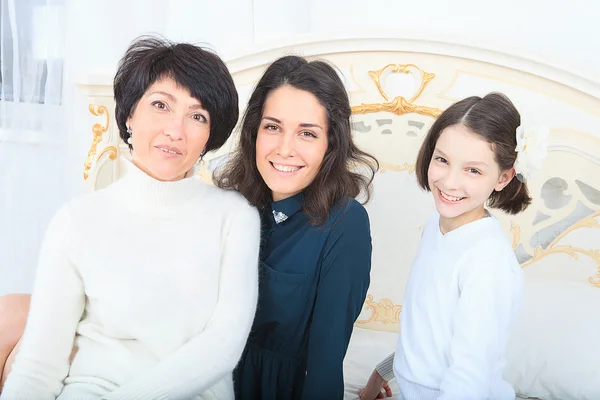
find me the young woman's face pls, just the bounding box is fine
[428,124,514,231]
[127,78,210,181]
[255,85,329,201]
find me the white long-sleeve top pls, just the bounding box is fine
[1,158,260,400]
[393,212,523,400]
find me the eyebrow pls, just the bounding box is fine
[149,91,206,111]
[262,116,323,131]
[434,147,488,166]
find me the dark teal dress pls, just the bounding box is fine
[234,193,372,399]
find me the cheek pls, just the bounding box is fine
[303,141,327,170]
[427,162,442,182]
[187,129,210,153]
[255,133,278,160]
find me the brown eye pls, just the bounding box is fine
[300,131,317,138]
[192,113,208,123]
[151,101,168,110]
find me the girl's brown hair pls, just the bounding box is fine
[415,92,531,215]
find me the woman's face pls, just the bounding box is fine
[127,78,210,181]
[255,85,329,201]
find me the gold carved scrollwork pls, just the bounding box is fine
[84,105,110,180]
[510,221,521,250]
[379,162,416,174]
[356,294,403,326]
[351,64,442,118]
[514,211,600,287]
[96,146,118,162]
[369,64,434,103]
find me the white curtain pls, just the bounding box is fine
[0,0,68,295]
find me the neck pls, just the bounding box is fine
[117,158,200,211]
[439,205,486,235]
[132,159,186,182]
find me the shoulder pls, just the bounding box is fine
[201,182,251,208]
[329,197,371,232]
[322,197,372,258]
[460,218,522,277]
[199,183,260,228]
[54,190,105,221]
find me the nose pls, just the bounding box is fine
[277,132,295,157]
[442,168,461,191]
[163,115,184,141]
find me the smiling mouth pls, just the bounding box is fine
[270,162,303,173]
[156,146,182,156]
[438,188,465,203]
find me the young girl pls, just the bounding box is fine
[216,55,378,399]
[360,93,547,400]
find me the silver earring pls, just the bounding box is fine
[126,127,133,145]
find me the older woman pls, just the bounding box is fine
[0,36,260,400]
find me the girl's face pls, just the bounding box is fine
[428,124,514,233]
[255,85,329,202]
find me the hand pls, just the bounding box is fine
[359,369,393,399]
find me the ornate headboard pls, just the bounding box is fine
[79,36,600,337]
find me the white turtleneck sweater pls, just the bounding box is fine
[1,159,261,400]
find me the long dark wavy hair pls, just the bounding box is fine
[215,55,379,225]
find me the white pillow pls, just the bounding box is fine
[505,278,600,400]
[343,327,399,400]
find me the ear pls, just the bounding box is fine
[495,167,516,191]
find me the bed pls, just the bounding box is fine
[79,35,600,400]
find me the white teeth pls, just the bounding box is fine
[440,190,463,202]
[159,147,180,155]
[272,163,300,173]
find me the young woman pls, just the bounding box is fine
[216,55,379,399]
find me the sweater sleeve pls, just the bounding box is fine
[438,254,523,400]
[375,353,395,382]
[1,206,85,400]
[102,203,261,400]
[301,201,372,400]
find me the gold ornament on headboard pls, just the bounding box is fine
[379,162,416,174]
[512,211,600,288]
[356,294,403,326]
[96,146,118,163]
[351,64,443,118]
[83,104,110,180]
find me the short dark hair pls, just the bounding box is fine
[113,35,239,154]
[215,55,379,224]
[415,92,531,215]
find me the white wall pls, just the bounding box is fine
[68,0,600,80]
[64,0,599,190]
[5,0,597,294]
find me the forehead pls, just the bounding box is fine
[263,85,326,122]
[435,124,495,163]
[145,78,203,105]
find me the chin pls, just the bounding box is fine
[434,200,469,220]
[150,167,186,182]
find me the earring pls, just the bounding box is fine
[196,151,206,166]
[126,127,133,145]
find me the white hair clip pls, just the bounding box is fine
[514,125,549,183]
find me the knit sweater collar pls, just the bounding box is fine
[115,157,202,210]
